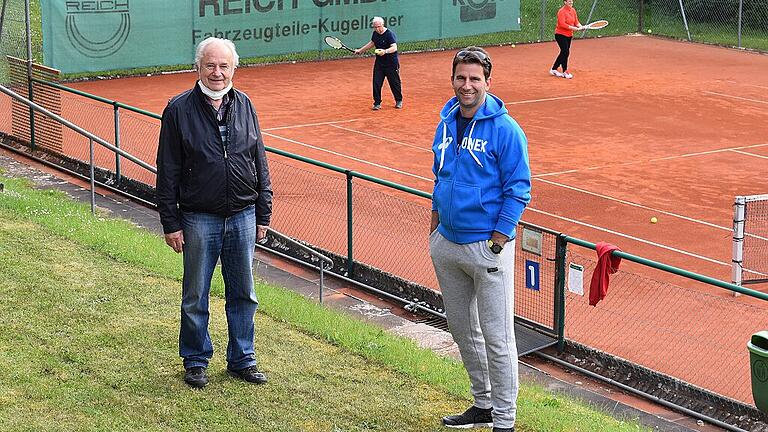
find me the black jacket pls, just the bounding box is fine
[156,84,272,234]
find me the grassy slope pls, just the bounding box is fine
[0,174,649,431]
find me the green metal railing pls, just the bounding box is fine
[565,235,768,300]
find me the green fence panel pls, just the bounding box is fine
[41,0,190,73]
[41,0,521,74]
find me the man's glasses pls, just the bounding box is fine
[455,50,492,74]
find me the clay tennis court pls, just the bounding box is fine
[68,34,768,288]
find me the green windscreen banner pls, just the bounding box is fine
[41,0,520,74]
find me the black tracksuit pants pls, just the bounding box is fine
[373,62,402,105]
[552,33,573,72]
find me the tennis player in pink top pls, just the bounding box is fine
[550,0,584,79]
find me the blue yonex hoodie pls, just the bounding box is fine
[431,93,531,244]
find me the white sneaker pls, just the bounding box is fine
[549,69,564,77]
[563,72,573,79]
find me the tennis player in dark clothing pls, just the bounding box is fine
[354,16,403,110]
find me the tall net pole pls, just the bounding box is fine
[732,196,746,296]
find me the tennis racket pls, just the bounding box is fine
[324,36,355,53]
[583,20,609,30]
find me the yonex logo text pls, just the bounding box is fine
[461,137,488,153]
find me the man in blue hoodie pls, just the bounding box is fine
[429,46,531,432]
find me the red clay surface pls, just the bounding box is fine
[68,35,768,283]
[57,35,768,404]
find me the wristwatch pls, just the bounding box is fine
[487,240,503,255]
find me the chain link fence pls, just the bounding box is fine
[645,0,768,50]
[0,0,26,85]
[565,245,763,407]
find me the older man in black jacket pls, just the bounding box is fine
[156,37,272,389]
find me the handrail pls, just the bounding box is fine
[32,78,161,120]
[564,235,768,301]
[267,146,431,199]
[0,84,157,173]
[266,227,333,267]
[263,227,333,303]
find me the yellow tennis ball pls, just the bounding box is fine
[650,217,658,224]
[647,29,652,33]
[511,44,516,48]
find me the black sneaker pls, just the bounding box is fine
[184,366,208,388]
[227,366,268,384]
[442,405,493,428]
[493,428,514,432]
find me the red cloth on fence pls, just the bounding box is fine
[589,242,621,306]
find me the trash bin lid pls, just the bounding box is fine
[749,331,768,355]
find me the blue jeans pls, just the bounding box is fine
[179,206,259,370]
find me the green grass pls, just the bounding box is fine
[0,174,651,431]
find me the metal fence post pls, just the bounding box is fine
[439,1,444,49]
[678,0,692,41]
[579,0,600,38]
[319,263,325,304]
[346,170,354,278]
[737,0,743,48]
[113,102,122,187]
[0,0,8,45]
[25,0,35,151]
[89,138,96,215]
[539,0,546,41]
[638,0,644,33]
[554,233,568,352]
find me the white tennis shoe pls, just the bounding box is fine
[549,69,564,77]
[563,72,573,79]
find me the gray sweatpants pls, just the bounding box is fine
[429,230,519,429]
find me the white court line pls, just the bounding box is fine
[263,131,433,182]
[730,149,768,159]
[329,124,431,153]
[722,80,768,91]
[264,111,758,264]
[533,179,768,243]
[264,118,367,131]
[703,91,768,105]
[535,142,768,177]
[527,207,730,267]
[532,177,731,232]
[505,93,605,105]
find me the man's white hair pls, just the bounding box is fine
[371,16,384,26]
[194,37,240,69]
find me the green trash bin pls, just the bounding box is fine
[749,331,768,413]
